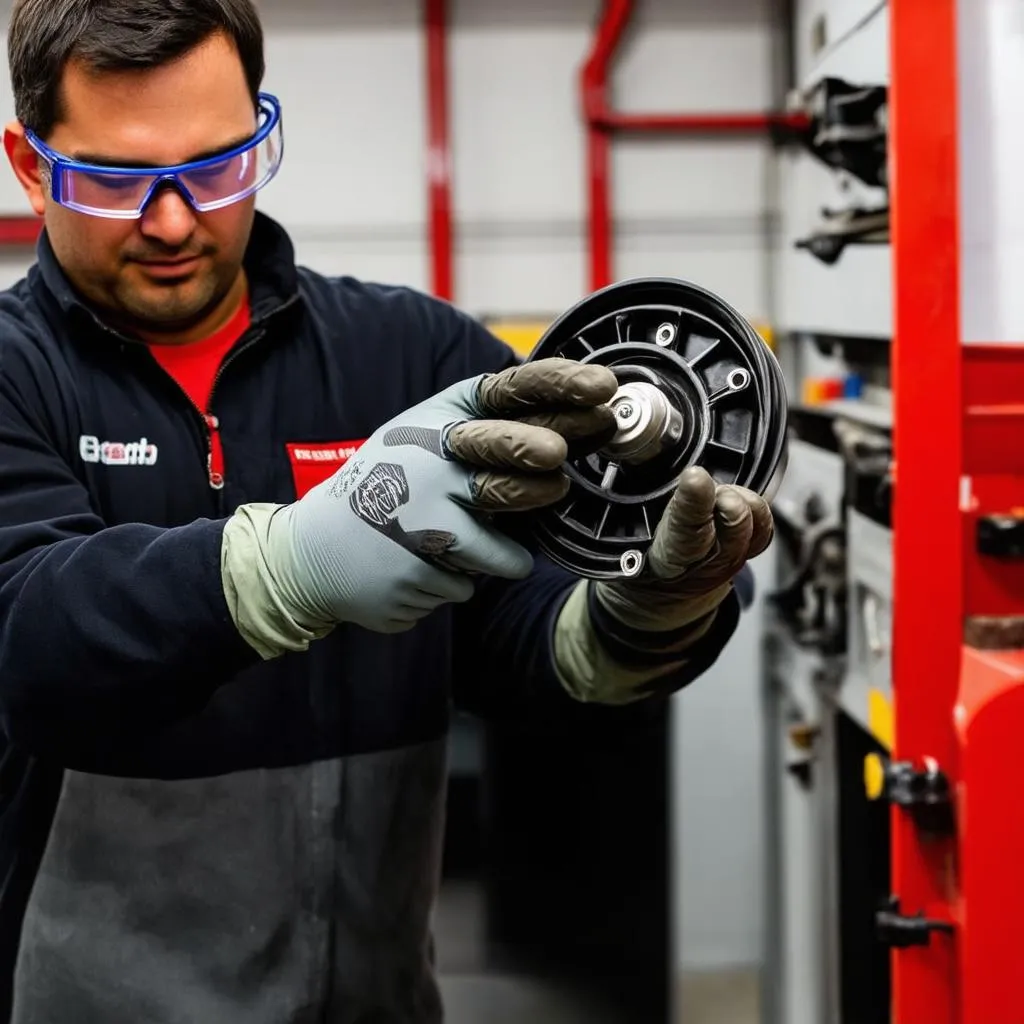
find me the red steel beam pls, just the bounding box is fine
[581,0,808,292]
[889,0,961,1019]
[424,0,454,301]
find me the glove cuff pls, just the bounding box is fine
[552,580,744,705]
[552,581,689,704]
[588,581,726,666]
[592,576,733,635]
[221,503,336,659]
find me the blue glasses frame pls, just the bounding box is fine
[24,92,284,219]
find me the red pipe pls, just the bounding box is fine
[425,0,454,301]
[0,216,42,246]
[581,0,809,292]
[595,111,803,133]
[586,128,614,299]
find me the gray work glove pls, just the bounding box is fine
[222,360,618,652]
[594,465,775,638]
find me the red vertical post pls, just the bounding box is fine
[580,0,632,293]
[888,0,962,1019]
[585,126,613,293]
[425,0,453,301]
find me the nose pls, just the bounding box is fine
[138,183,198,249]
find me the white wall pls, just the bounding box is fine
[0,0,779,974]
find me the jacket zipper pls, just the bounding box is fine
[100,294,300,492]
[199,291,300,487]
[194,326,266,491]
[135,328,265,493]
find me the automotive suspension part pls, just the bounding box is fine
[524,277,789,579]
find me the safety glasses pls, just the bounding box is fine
[24,92,284,219]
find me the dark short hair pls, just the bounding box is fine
[8,0,265,138]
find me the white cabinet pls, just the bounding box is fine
[796,0,889,88]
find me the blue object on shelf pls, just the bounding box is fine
[843,374,864,399]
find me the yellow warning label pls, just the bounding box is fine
[868,688,894,751]
[863,688,894,800]
[864,753,885,800]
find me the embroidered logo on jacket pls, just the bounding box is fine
[79,434,159,467]
[285,439,367,499]
[289,443,364,463]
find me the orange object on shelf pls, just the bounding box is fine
[801,377,845,405]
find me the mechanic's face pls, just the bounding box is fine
[4,31,257,344]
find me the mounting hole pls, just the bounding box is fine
[727,368,751,391]
[655,323,676,347]
[620,550,645,577]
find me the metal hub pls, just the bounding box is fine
[603,382,685,465]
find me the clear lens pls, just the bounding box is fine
[54,104,283,218]
[180,117,283,211]
[59,169,154,214]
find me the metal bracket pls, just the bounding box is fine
[795,205,890,266]
[885,758,955,836]
[978,514,1024,559]
[767,520,847,655]
[798,76,889,188]
[876,896,954,948]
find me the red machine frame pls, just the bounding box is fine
[891,1,1024,1020]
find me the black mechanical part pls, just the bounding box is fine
[885,758,955,837]
[810,330,892,368]
[786,404,844,453]
[800,76,889,188]
[768,519,847,655]
[834,417,892,529]
[795,204,889,266]
[876,896,954,949]
[784,720,820,791]
[522,278,789,580]
[978,513,1024,559]
[785,760,813,789]
[802,492,829,526]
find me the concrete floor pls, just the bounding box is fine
[440,971,759,1024]
[434,882,760,1024]
[439,975,616,1024]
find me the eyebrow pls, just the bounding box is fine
[68,133,254,169]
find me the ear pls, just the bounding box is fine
[4,121,46,217]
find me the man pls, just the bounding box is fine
[0,1,773,1021]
